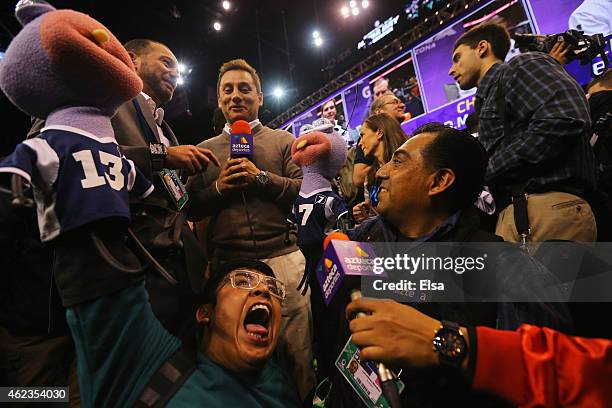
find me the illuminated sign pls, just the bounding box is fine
[357,15,400,50]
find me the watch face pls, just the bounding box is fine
[256,171,269,185]
[150,144,166,155]
[433,327,467,361]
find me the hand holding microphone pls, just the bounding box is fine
[320,233,402,408]
[346,297,442,369]
[216,120,262,194]
[216,158,251,194]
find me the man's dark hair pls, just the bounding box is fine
[217,59,262,95]
[200,259,276,306]
[586,68,612,93]
[453,23,510,61]
[416,124,488,213]
[123,39,164,56]
[411,122,447,136]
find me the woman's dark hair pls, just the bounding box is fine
[362,113,408,185]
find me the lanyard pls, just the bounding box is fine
[132,99,159,145]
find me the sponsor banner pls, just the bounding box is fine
[401,94,476,133]
[342,80,372,130]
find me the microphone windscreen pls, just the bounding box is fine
[323,231,350,250]
[231,120,251,134]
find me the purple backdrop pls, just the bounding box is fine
[528,0,580,34]
[282,0,608,134]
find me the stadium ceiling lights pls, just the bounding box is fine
[273,87,285,98]
[213,21,222,31]
[222,1,231,11]
[341,0,370,18]
[176,61,192,87]
[312,30,323,47]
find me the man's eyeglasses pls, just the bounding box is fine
[222,270,286,301]
[382,98,402,107]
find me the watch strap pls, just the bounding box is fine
[466,325,478,383]
[441,320,460,331]
[434,320,467,367]
[149,143,167,172]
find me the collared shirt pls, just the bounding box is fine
[223,119,262,135]
[398,211,462,242]
[140,92,171,147]
[475,53,596,201]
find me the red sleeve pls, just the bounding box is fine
[473,324,612,407]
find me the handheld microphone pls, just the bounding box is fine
[317,233,379,306]
[318,233,401,408]
[229,120,258,257]
[349,290,402,408]
[230,120,254,159]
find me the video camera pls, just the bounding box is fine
[514,30,609,68]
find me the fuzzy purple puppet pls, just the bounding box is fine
[289,118,349,247]
[0,0,152,242]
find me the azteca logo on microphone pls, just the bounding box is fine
[230,134,253,155]
[343,245,380,274]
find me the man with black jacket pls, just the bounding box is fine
[324,124,570,407]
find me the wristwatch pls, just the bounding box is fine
[149,143,167,171]
[432,320,467,367]
[255,170,270,187]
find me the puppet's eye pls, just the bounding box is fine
[92,29,109,45]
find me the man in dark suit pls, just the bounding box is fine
[28,39,218,344]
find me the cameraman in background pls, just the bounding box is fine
[449,22,597,244]
[516,28,609,67]
[586,69,612,240]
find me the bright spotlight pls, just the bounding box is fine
[314,37,323,47]
[273,87,284,98]
[312,30,320,38]
[213,21,222,31]
[349,0,356,7]
[177,77,185,86]
[178,63,186,73]
[222,1,230,10]
[341,6,350,17]
[361,0,369,8]
[351,7,359,15]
